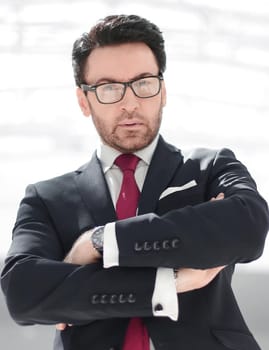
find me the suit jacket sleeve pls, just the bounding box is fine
[1,184,156,326]
[115,148,269,269]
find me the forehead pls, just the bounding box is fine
[84,42,159,82]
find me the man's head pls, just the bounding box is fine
[72,14,166,87]
[73,15,167,153]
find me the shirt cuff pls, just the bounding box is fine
[103,222,119,268]
[152,267,179,321]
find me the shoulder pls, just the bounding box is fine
[181,147,235,163]
[161,137,238,168]
[180,147,239,172]
[160,137,235,162]
[26,160,92,198]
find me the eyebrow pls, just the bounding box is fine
[93,72,158,85]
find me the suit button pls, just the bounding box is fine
[162,240,170,250]
[134,242,143,251]
[171,238,180,248]
[127,293,136,303]
[100,294,108,304]
[154,303,163,312]
[153,241,161,251]
[119,294,126,303]
[143,241,152,251]
[110,294,117,304]
[91,294,99,304]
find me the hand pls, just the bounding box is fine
[64,230,101,265]
[56,230,102,330]
[56,232,100,331]
[210,192,224,201]
[175,265,225,293]
[175,192,225,293]
[56,323,72,331]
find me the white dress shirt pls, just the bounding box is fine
[96,135,179,324]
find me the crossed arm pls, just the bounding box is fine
[56,193,225,330]
[2,148,268,327]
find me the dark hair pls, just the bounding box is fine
[72,14,166,86]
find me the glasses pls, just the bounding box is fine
[81,75,163,104]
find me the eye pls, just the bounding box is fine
[137,78,150,87]
[101,84,117,92]
[97,83,122,97]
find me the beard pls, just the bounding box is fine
[89,103,163,153]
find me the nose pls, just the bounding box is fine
[119,86,139,114]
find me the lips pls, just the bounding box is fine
[118,120,144,127]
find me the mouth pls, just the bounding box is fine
[118,121,144,128]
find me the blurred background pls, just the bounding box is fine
[0,0,268,348]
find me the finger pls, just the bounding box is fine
[56,323,67,331]
[210,193,225,201]
[215,265,226,273]
[208,265,226,279]
[215,192,225,200]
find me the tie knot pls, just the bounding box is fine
[114,154,140,172]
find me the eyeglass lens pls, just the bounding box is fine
[96,76,161,103]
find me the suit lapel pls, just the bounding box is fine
[74,137,183,223]
[138,136,183,215]
[74,152,117,226]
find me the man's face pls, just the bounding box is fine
[77,42,166,153]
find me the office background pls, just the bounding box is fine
[0,0,268,348]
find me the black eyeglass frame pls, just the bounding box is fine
[80,74,164,104]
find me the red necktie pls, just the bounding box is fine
[114,154,150,350]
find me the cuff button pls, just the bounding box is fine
[127,294,136,303]
[154,303,163,312]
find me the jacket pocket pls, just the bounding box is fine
[212,329,261,350]
[156,187,204,215]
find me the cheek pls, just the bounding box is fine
[162,94,166,107]
[160,84,167,107]
[144,100,163,121]
[91,107,118,133]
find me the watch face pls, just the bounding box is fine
[92,227,104,252]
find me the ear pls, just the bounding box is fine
[161,80,167,107]
[76,87,91,117]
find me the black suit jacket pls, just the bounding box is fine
[1,136,269,350]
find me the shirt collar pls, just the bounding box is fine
[97,135,160,173]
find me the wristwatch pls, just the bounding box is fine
[91,226,104,255]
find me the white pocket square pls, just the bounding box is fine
[159,180,197,200]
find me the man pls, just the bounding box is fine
[1,14,269,350]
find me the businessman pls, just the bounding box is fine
[1,14,269,350]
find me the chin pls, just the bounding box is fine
[116,137,153,153]
[108,128,158,153]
